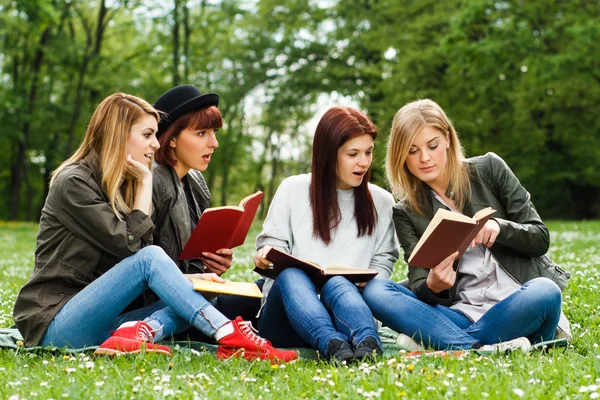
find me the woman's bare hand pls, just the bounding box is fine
[425,251,459,293]
[254,245,274,270]
[472,219,500,248]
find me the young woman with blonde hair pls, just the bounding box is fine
[13,93,296,363]
[363,99,571,352]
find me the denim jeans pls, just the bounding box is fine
[174,278,265,342]
[363,277,561,349]
[257,268,381,357]
[40,246,230,348]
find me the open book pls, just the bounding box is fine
[189,278,263,298]
[179,191,264,260]
[255,247,378,286]
[408,207,496,268]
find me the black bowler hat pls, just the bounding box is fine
[153,84,219,137]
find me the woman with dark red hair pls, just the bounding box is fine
[254,107,400,362]
[150,85,297,363]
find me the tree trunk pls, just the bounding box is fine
[65,0,109,157]
[183,1,190,82]
[254,128,274,219]
[65,56,90,157]
[8,26,52,220]
[24,163,34,221]
[265,137,281,217]
[172,0,180,86]
[219,112,245,206]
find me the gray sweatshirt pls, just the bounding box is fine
[256,173,400,303]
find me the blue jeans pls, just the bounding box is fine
[40,246,230,348]
[257,268,381,357]
[363,277,561,349]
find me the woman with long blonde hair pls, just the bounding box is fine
[363,99,571,352]
[13,93,296,363]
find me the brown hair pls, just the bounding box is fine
[386,99,471,216]
[52,93,159,219]
[310,107,378,245]
[155,105,223,167]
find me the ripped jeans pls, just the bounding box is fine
[41,246,229,348]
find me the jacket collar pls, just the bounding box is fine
[428,188,478,218]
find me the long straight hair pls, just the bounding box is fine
[310,107,378,245]
[386,99,471,216]
[52,93,159,219]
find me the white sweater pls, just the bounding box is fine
[256,173,400,302]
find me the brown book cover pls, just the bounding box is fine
[255,247,378,286]
[407,207,496,268]
[190,279,263,298]
[179,191,264,260]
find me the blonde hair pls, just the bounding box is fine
[52,93,159,219]
[386,99,471,216]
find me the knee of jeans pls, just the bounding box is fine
[137,246,175,273]
[322,276,353,292]
[138,245,168,261]
[277,267,309,285]
[362,278,390,305]
[528,277,562,306]
[321,276,357,302]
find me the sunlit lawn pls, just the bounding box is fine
[0,220,599,399]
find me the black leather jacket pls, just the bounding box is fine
[152,164,211,274]
[394,152,570,307]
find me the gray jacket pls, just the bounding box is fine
[394,152,571,306]
[13,152,154,346]
[152,164,211,274]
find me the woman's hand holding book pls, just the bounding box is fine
[425,251,459,294]
[254,245,274,270]
[471,219,500,248]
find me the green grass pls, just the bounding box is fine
[1,221,599,399]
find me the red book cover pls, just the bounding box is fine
[179,191,264,259]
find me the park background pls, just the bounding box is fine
[1,1,600,399]
[1,0,599,221]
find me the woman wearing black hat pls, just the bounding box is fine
[151,85,265,340]
[152,85,231,278]
[13,92,297,363]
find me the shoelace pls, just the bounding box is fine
[136,323,155,343]
[237,320,267,346]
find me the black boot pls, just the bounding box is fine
[327,339,355,362]
[353,336,382,360]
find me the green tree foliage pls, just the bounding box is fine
[0,0,598,219]
[327,0,600,218]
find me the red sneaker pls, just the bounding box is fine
[216,317,298,363]
[94,321,172,356]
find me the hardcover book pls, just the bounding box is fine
[190,278,263,298]
[179,191,264,259]
[255,247,378,286]
[408,207,496,268]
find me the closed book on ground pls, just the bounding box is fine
[179,191,264,260]
[408,207,496,269]
[190,279,263,298]
[256,247,378,286]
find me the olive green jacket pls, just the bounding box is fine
[151,164,211,275]
[13,152,154,346]
[394,152,570,307]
